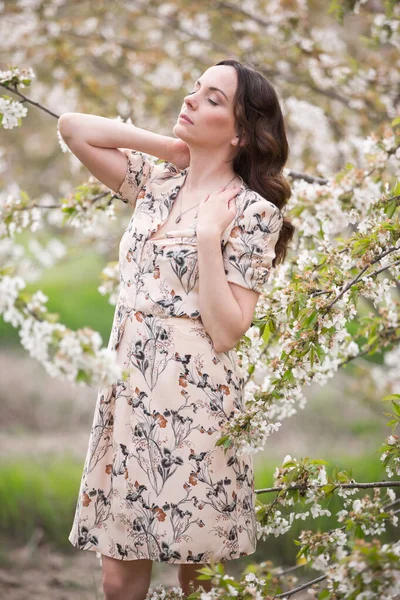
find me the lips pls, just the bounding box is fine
[179,113,193,124]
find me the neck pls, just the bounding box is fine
[183,149,238,194]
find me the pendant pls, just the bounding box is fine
[175,215,181,223]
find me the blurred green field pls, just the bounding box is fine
[0,246,116,348]
[0,453,397,567]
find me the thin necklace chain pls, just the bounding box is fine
[175,173,242,224]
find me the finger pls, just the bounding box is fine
[223,186,242,198]
[219,186,242,198]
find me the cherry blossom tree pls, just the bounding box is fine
[1,0,399,597]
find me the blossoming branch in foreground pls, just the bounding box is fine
[0,273,124,386]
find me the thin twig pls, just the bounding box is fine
[338,332,400,367]
[287,170,328,185]
[274,574,327,598]
[323,246,400,310]
[0,82,60,119]
[12,191,111,211]
[256,480,400,494]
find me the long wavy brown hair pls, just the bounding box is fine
[215,59,294,267]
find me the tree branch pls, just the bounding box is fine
[0,82,60,119]
[274,574,327,598]
[256,480,400,495]
[322,246,400,310]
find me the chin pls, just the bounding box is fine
[172,123,189,140]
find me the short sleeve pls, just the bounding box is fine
[114,148,156,209]
[222,196,283,293]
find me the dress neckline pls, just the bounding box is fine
[147,168,246,243]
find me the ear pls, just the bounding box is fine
[231,132,247,148]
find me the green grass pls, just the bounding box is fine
[1,452,398,561]
[0,455,83,551]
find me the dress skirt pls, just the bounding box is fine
[68,310,257,563]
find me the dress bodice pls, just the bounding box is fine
[107,148,284,352]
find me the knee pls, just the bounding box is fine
[102,557,152,600]
[102,574,126,600]
[103,574,147,600]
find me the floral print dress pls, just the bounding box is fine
[68,148,283,564]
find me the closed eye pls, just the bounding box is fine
[187,91,218,106]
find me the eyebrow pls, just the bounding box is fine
[195,79,229,101]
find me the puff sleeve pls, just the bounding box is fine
[222,196,283,293]
[114,148,156,209]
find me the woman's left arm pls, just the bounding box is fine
[197,230,259,353]
[196,188,283,353]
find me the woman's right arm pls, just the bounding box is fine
[57,113,189,193]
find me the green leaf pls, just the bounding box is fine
[293,539,301,546]
[76,369,90,383]
[315,343,326,362]
[321,484,337,495]
[215,435,229,447]
[61,207,76,215]
[195,567,214,576]
[390,180,400,197]
[305,310,319,328]
[292,301,300,319]
[310,345,315,368]
[282,369,296,384]
[262,325,272,344]
[383,394,400,401]
[385,200,397,218]
[295,545,308,559]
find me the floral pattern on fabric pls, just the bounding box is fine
[68,149,282,563]
[222,194,284,293]
[114,148,156,209]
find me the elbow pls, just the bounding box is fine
[213,341,226,354]
[213,336,240,355]
[211,326,247,354]
[58,113,76,140]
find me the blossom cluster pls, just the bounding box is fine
[325,538,400,599]
[0,274,124,386]
[224,122,400,462]
[0,66,35,129]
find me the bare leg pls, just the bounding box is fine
[178,563,213,597]
[101,555,153,600]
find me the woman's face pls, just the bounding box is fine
[173,65,238,151]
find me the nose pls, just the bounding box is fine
[184,94,196,109]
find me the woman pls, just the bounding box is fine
[59,59,294,600]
